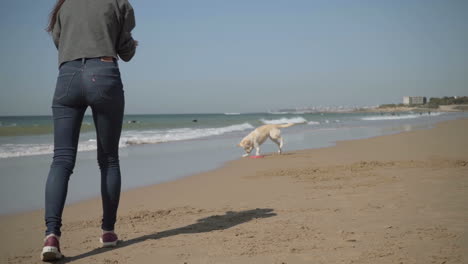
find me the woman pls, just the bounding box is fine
[42,0,137,261]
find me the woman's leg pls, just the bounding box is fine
[91,88,125,232]
[45,104,86,237]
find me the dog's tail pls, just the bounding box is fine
[275,122,305,128]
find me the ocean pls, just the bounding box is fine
[1,111,467,214]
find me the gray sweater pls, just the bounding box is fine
[52,0,137,66]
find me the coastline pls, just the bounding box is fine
[1,118,467,263]
[357,105,468,113]
[3,111,464,215]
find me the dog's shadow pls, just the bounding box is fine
[54,208,276,263]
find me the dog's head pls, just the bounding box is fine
[238,138,253,153]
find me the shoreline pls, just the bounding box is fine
[0,113,455,216]
[1,118,467,263]
[0,115,462,217]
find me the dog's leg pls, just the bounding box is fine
[253,139,260,156]
[272,137,283,154]
[279,137,283,153]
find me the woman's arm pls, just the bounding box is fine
[117,0,137,61]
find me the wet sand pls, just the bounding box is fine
[1,119,467,263]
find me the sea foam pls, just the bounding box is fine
[260,117,308,125]
[0,123,254,158]
[121,123,254,146]
[307,121,320,125]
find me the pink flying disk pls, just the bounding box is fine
[250,155,265,159]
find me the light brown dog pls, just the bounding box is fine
[238,123,297,157]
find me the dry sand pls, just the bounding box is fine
[1,119,467,264]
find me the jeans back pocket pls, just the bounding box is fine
[93,73,123,100]
[54,72,76,100]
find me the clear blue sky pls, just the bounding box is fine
[1,0,467,115]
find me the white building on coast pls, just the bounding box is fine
[403,96,427,105]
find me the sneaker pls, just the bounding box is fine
[41,234,63,261]
[100,231,118,247]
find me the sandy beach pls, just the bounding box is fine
[1,118,467,264]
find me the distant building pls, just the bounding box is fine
[403,96,427,105]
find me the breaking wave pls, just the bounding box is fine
[260,117,308,125]
[121,123,254,146]
[0,123,254,158]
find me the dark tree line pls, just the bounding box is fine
[427,96,468,108]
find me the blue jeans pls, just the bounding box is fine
[45,58,125,236]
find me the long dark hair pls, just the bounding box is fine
[46,0,66,33]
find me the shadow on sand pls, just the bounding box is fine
[54,208,276,263]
